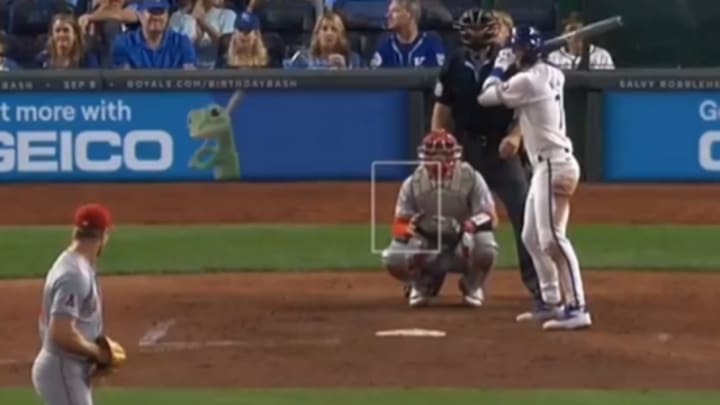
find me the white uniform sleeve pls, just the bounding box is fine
[469,172,495,215]
[49,271,89,319]
[394,177,418,218]
[592,47,615,70]
[478,72,535,108]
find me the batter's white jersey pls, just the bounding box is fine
[478,61,572,167]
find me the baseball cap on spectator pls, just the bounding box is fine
[139,0,170,12]
[235,12,260,32]
[74,203,112,231]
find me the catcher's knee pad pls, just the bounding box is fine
[381,238,426,282]
[469,242,497,271]
[466,232,498,267]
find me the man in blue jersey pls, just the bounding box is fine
[370,0,445,68]
[111,0,197,69]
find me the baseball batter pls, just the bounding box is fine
[31,203,127,405]
[477,26,591,330]
[381,129,498,307]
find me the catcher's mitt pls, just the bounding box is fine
[95,335,127,370]
[413,214,463,252]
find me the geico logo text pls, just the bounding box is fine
[698,130,720,171]
[0,130,173,172]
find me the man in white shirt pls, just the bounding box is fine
[170,0,236,68]
[547,14,614,70]
[477,25,591,331]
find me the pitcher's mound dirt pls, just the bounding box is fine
[0,183,718,389]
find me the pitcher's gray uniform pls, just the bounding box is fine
[32,250,103,405]
[382,160,498,306]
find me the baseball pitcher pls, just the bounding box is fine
[381,129,499,307]
[478,26,591,330]
[31,203,127,405]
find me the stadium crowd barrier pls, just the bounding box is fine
[0,68,717,182]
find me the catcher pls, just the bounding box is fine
[382,129,499,307]
[32,203,127,405]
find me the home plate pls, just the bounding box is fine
[375,329,446,338]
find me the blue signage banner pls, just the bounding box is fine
[0,91,410,182]
[604,91,720,181]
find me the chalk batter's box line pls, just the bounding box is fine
[370,160,444,255]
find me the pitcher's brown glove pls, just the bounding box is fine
[94,335,127,371]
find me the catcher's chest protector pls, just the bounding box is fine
[411,162,476,222]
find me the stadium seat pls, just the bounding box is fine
[493,0,557,32]
[419,0,454,30]
[255,0,316,51]
[332,0,387,30]
[440,0,484,21]
[438,29,461,55]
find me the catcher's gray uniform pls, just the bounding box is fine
[381,161,498,296]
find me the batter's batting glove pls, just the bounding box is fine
[483,48,516,91]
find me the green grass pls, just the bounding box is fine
[0,224,719,278]
[1,388,720,405]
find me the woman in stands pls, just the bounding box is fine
[285,11,361,69]
[493,10,514,46]
[217,11,269,68]
[39,14,99,69]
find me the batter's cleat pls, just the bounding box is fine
[542,307,592,331]
[458,278,484,307]
[515,303,565,323]
[408,286,430,308]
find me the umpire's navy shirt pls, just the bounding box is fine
[111,28,197,69]
[434,49,516,139]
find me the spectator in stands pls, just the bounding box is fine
[547,12,615,70]
[0,33,21,70]
[370,0,445,68]
[492,10,513,47]
[78,0,140,66]
[37,14,100,68]
[169,0,236,69]
[111,0,197,68]
[285,11,361,69]
[217,11,268,68]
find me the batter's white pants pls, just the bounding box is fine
[521,153,587,309]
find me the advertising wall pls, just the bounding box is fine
[603,91,720,181]
[0,91,410,182]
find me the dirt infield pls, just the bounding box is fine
[1,183,719,389]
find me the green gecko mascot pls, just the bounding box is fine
[187,103,240,180]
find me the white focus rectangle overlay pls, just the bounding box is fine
[370,160,443,255]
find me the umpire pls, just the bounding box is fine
[431,8,542,306]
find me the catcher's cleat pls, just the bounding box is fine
[458,278,484,307]
[408,286,430,307]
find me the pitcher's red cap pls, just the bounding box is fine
[73,203,112,230]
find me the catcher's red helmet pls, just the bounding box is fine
[417,129,463,178]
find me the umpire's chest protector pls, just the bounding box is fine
[410,162,477,222]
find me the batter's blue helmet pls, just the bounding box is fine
[511,25,543,52]
[511,25,543,65]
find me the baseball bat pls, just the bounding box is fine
[226,90,244,112]
[541,15,624,53]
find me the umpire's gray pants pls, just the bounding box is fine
[32,349,93,405]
